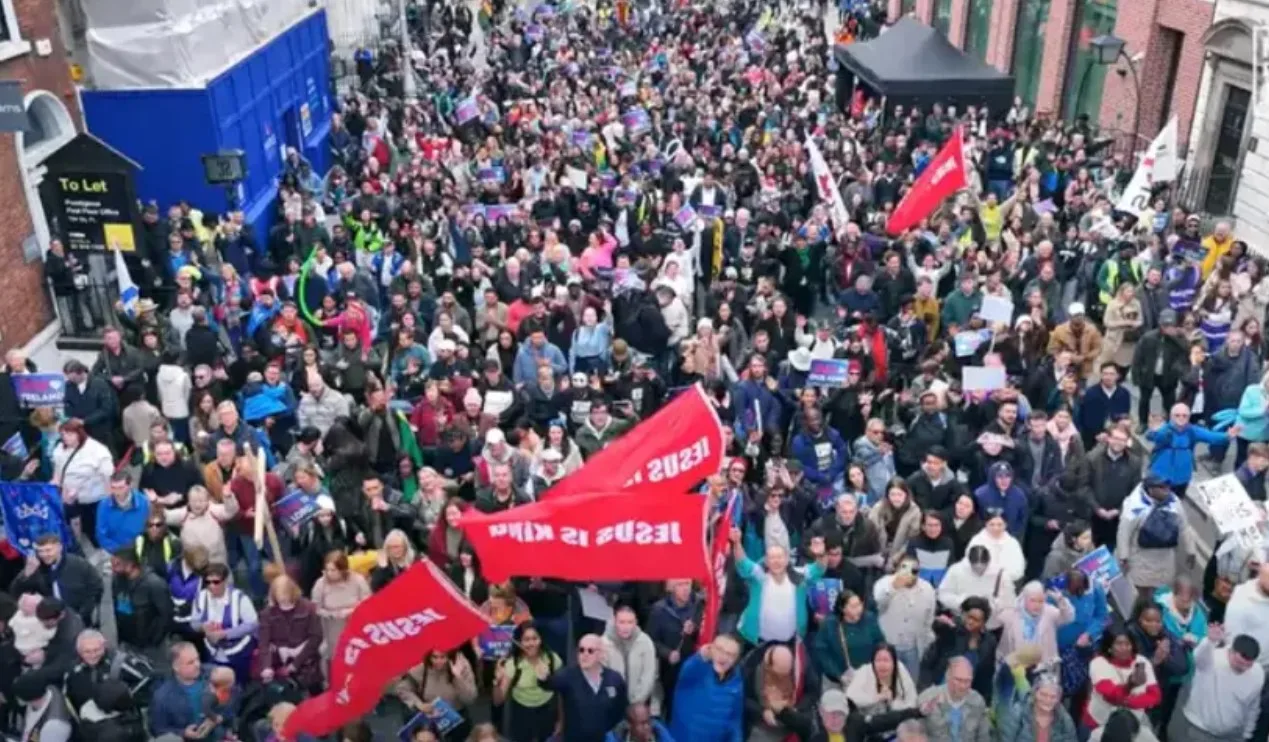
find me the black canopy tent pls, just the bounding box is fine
[834,18,1014,114]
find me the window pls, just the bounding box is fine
[965,0,993,60]
[21,92,75,164]
[900,0,917,16]
[1063,0,1119,120]
[933,0,953,36]
[1012,0,1050,106]
[0,0,30,62]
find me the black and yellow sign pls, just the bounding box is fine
[50,172,136,251]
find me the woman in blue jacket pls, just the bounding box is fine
[1234,370,1269,468]
[1054,569,1107,701]
[1145,403,1238,493]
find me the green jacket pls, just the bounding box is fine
[735,556,824,645]
[941,289,982,330]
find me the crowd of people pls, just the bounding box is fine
[9,0,1269,740]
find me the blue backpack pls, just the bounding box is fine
[1137,505,1180,549]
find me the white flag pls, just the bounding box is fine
[805,136,850,232]
[114,248,138,318]
[1116,116,1179,215]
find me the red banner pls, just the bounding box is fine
[282,562,489,739]
[698,494,736,646]
[885,128,968,235]
[461,490,711,583]
[543,384,725,500]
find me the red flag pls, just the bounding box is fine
[885,128,968,235]
[698,494,737,646]
[461,490,710,583]
[543,384,724,500]
[282,562,489,740]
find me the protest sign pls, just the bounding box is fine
[565,166,588,190]
[400,699,464,740]
[11,374,66,408]
[2,433,27,459]
[979,295,1014,325]
[461,490,709,583]
[953,330,989,357]
[1193,474,1267,552]
[698,204,722,219]
[808,577,842,616]
[543,384,724,500]
[476,623,515,659]
[275,491,320,532]
[673,204,697,230]
[455,96,480,125]
[807,359,849,387]
[961,366,1006,392]
[485,204,521,222]
[0,482,75,556]
[284,562,489,740]
[621,108,651,136]
[571,130,592,148]
[1048,545,1137,615]
[476,167,506,183]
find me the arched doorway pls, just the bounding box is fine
[16,90,76,252]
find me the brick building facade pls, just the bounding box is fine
[886,0,1214,148]
[0,0,80,352]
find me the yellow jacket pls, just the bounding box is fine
[1200,233,1235,279]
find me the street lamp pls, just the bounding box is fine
[1089,33,1142,157]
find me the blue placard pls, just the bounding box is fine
[477,167,507,184]
[621,108,651,136]
[274,491,320,532]
[2,432,27,459]
[478,624,515,659]
[399,697,464,740]
[12,374,66,408]
[0,482,75,556]
[809,577,843,616]
[673,204,697,230]
[455,96,480,125]
[807,359,848,386]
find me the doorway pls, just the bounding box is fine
[1204,84,1250,216]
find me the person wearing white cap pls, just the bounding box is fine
[1047,301,1103,380]
[814,688,851,740]
[528,445,566,498]
[476,426,531,490]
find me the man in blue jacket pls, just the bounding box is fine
[732,354,782,441]
[670,635,745,742]
[1146,403,1239,495]
[149,642,210,740]
[791,409,848,497]
[96,471,149,555]
[972,461,1029,538]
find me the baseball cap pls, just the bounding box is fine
[486,428,506,445]
[1068,302,1086,317]
[316,495,337,512]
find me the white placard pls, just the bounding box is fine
[577,588,614,623]
[565,166,588,190]
[980,295,1014,325]
[961,366,1006,392]
[1193,474,1265,539]
[484,390,514,417]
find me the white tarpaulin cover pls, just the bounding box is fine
[83,0,313,89]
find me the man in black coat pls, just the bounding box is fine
[10,534,103,626]
[1129,309,1188,428]
[62,360,119,447]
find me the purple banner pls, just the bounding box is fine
[12,374,65,408]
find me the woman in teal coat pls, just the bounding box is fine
[1234,369,1269,468]
[810,590,884,689]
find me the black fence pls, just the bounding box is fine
[49,277,123,341]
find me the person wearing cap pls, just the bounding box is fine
[1130,308,1188,430]
[1187,627,1267,742]
[1047,302,1103,380]
[1116,473,1195,605]
[10,669,74,742]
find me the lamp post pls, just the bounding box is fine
[399,0,417,99]
[1089,33,1142,160]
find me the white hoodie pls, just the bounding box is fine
[938,557,1017,630]
[1225,579,1269,669]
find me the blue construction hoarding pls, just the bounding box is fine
[81,9,332,241]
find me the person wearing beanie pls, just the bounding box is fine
[11,671,74,742]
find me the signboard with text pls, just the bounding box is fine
[49,172,138,251]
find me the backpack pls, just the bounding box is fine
[1137,505,1180,549]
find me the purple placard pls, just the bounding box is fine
[673,204,697,230]
[478,624,515,658]
[455,96,480,125]
[620,80,638,98]
[275,491,320,532]
[698,204,722,219]
[11,374,65,408]
[486,203,521,222]
[525,23,545,42]
[477,166,507,183]
[462,203,487,219]
[598,171,619,188]
[571,130,592,147]
[616,188,639,202]
[621,108,651,135]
